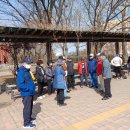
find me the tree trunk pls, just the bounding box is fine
[86,42,91,59]
[64,43,68,59]
[115,42,119,55]
[46,42,52,61]
[122,42,128,62]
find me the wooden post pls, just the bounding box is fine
[87,42,91,59]
[46,42,52,61]
[115,42,119,55]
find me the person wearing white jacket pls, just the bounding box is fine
[111,55,123,79]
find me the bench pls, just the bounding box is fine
[6,84,17,94]
[10,81,38,101]
[11,89,20,101]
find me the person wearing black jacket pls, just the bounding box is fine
[66,57,75,91]
[35,59,45,99]
[45,61,54,95]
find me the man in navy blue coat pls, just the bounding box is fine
[88,53,98,89]
[17,58,36,129]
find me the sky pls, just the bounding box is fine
[53,43,86,56]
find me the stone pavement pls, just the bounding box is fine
[0,76,130,130]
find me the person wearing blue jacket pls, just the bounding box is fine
[53,59,67,106]
[88,53,98,89]
[17,58,36,129]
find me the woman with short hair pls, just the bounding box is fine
[35,59,45,99]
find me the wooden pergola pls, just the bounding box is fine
[0,26,130,60]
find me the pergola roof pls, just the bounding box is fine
[0,26,130,43]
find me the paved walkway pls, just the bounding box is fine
[0,76,130,130]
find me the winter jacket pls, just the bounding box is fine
[111,56,123,67]
[53,66,66,89]
[45,66,54,80]
[102,58,112,78]
[66,61,74,75]
[16,66,35,96]
[78,61,88,75]
[97,60,102,76]
[88,58,98,74]
[35,65,45,82]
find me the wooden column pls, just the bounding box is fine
[87,42,91,59]
[46,42,52,61]
[115,42,119,55]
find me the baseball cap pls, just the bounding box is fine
[23,58,32,64]
[97,53,101,56]
[100,52,105,56]
[89,53,94,57]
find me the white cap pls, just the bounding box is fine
[89,53,94,57]
[97,53,101,56]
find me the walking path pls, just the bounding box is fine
[0,76,130,130]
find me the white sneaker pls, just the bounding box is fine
[38,96,43,99]
[33,101,36,104]
[42,95,46,98]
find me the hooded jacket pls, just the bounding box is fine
[17,66,35,96]
[78,61,88,75]
[53,65,66,89]
[88,58,98,74]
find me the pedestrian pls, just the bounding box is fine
[111,54,123,79]
[88,53,98,89]
[66,57,75,91]
[45,60,54,95]
[127,56,130,75]
[100,52,112,100]
[17,57,36,128]
[35,59,45,99]
[53,59,67,106]
[97,53,104,94]
[78,57,89,88]
[62,56,68,97]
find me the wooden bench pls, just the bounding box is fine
[11,89,20,101]
[6,84,17,94]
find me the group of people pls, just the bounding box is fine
[78,52,112,100]
[16,52,113,129]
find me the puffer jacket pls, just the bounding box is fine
[88,58,98,74]
[53,66,66,89]
[17,66,35,96]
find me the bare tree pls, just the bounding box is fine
[82,0,130,54]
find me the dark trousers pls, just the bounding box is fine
[80,72,88,86]
[37,81,44,96]
[90,73,98,88]
[47,79,53,94]
[22,96,33,126]
[57,89,64,104]
[104,78,112,97]
[114,66,122,78]
[67,75,75,89]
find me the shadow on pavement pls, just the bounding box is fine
[32,102,42,118]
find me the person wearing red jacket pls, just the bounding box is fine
[78,57,89,88]
[97,53,104,93]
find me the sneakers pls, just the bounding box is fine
[38,95,45,99]
[23,123,36,129]
[102,97,109,100]
[31,117,36,121]
[33,101,36,105]
[80,85,83,88]
[42,95,46,98]
[59,103,67,106]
